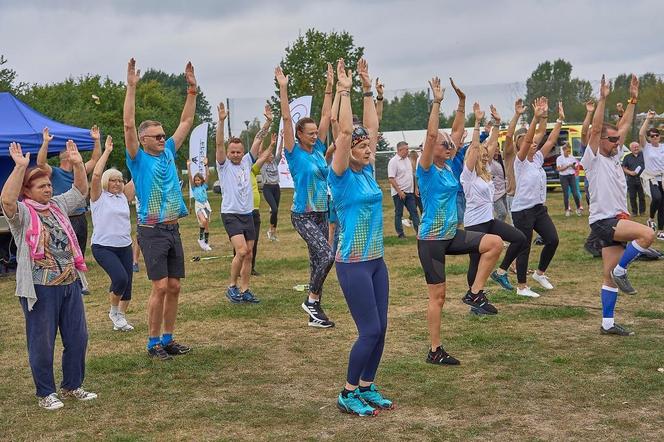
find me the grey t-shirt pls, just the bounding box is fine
[260,151,282,186]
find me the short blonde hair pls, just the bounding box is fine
[101,168,124,191]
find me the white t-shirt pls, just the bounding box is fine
[580,145,628,225]
[511,151,547,212]
[556,154,577,176]
[488,159,506,201]
[216,153,255,214]
[387,154,414,196]
[643,143,664,178]
[90,192,132,247]
[461,165,495,227]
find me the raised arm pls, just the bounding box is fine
[421,77,445,171]
[331,59,354,177]
[66,140,88,197]
[123,58,140,160]
[250,105,273,159]
[1,143,29,218]
[330,89,341,140]
[449,78,466,147]
[36,127,53,175]
[486,105,502,159]
[640,110,655,147]
[254,141,274,169]
[186,160,195,187]
[84,125,103,174]
[465,102,485,169]
[317,62,334,144]
[540,101,564,158]
[517,97,545,161]
[215,102,228,164]
[172,62,198,150]
[275,66,295,152]
[358,58,379,161]
[90,135,113,202]
[533,97,549,145]
[581,100,595,146]
[375,77,384,122]
[588,75,610,153]
[124,180,135,202]
[617,75,639,145]
[504,99,527,157]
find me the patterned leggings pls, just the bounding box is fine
[291,211,335,297]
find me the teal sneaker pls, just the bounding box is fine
[358,384,394,410]
[336,390,378,416]
[490,270,514,290]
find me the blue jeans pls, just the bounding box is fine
[20,281,88,397]
[393,193,420,236]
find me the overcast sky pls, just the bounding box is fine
[1,0,662,134]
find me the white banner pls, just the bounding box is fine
[276,95,312,189]
[188,122,209,198]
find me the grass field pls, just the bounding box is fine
[1,184,663,441]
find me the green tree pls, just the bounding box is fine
[0,55,26,93]
[380,91,455,132]
[141,69,212,123]
[271,29,364,132]
[525,59,593,122]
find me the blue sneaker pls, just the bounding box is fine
[226,286,243,304]
[358,384,394,410]
[241,289,260,304]
[490,270,514,290]
[337,390,378,416]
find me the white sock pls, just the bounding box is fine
[602,318,615,330]
[308,296,318,304]
[613,265,626,276]
[110,305,119,314]
[496,268,507,276]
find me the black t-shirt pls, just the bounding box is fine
[622,152,645,183]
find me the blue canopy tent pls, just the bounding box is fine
[0,92,94,187]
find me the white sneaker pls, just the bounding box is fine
[565,210,571,217]
[516,286,540,298]
[60,387,97,401]
[647,218,657,231]
[204,242,212,251]
[38,393,64,410]
[266,231,273,241]
[109,310,127,330]
[197,239,207,251]
[113,312,134,331]
[402,219,413,228]
[531,272,554,290]
[657,231,664,241]
[576,208,582,216]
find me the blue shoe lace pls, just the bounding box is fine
[492,271,514,290]
[358,384,393,409]
[337,391,376,416]
[241,290,260,303]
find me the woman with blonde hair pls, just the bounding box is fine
[90,136,136,331]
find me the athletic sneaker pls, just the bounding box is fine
[147,343,173,360]
[647,218,657,231]
[531,272,553,290]
[462,290,497,315]
[576,208,583,216]
[241,289,260,303]
[358,384,394,409]
[611,270,637,295]
[197,239,207,251]
[204,242,212,251]
[132,262,139,272]
[657,231,664,241]
[308,317,335,328]
[163,340,192,355]
[109,310,127,330]
[565,210,571,217]
[402,218,413,228]
[266,230,274,241]
[251,269,261,276]
[38,393,64,410]
[600,323,634,336]
[60,387,97,401]
[516,286,540,298]
[302,300,334,327]
[337,390,378,416]
[426,346,460,365]
[490,270,514,290]
[226,286,244,303]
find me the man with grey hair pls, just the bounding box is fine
[622,141,645,215]
[387,141,420,238]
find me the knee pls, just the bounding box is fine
[484,234,503,254]
[547,235,560,249]
[359,323,383,344]
[152,280,168,297]
[113,272,129,295]
[235,246,249,259]
[167,279,181,294]
[642,228,656,246]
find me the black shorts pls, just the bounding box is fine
[590,217,625,249]
[137,224,185,281]
[417,230,485,284]
[221,213,256,241]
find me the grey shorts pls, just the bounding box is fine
[137,224,185,280]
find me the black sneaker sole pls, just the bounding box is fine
[426,357,461,366]
[308,320,335,328]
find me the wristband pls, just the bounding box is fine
[376,96,384,101]
[433,100,442,104]
[187,88,197,95]
[363,91,373,97]
[325,91,333,95]
[556,118,563,124]
[340,91,350,97]
[628,98,637,104]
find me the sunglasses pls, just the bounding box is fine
[144,134,167,141]
[439,141,455,150]
[601,136,620,143]
[649,133,660,138]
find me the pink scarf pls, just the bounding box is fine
[23,199,88,272]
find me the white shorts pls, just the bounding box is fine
[195,200,212,219]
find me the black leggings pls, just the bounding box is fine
[560,174,580,210]
[69,214,88,257]
[262,184,281,227]
[465,219,527,287]
[511,204,559,284]
[252,209,260,271]
[649,181,664,230]
[291,211,335,297]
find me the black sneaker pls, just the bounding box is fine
[147,343,173,360]
[600,324,635,336]
[308,317,335,328]
[426,346,460,365]
[462,290,498,315]
[162,340,192,355]
[301,300,330,322]
[251,269,260,276]
[611,270,637,295]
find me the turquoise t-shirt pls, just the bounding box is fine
[284,139,329,213]
[192,183,208,204]
[416,162,459,240]
[328,164,383,263]
[126,137,188,225]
